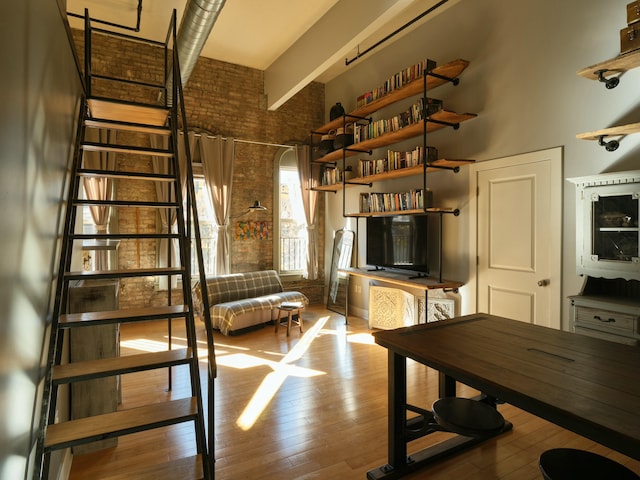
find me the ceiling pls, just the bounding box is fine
[66,0,460,109]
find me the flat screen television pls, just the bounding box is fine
[366,215,430,273]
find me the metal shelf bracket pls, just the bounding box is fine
[594,69,620,89]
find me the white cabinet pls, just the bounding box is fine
[570,295,639,346]
[569,171,640,281]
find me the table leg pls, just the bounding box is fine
[388,351,407,468]
[367,355,512,480]
[439,372,456,397]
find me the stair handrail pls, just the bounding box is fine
[165,9,217,479]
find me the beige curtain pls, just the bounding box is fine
[82,128,117,270]
[150,132,193,289]
[200,135,234,275]
[295,144,319,280]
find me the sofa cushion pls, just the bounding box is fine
[205,270,283,305]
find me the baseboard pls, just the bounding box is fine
[347,305,368,321]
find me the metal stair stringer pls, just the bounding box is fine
[34,9,215,480]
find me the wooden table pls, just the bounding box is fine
[369,313,640,479]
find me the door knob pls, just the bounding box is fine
[537,279,550,287]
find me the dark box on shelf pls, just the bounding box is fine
[620,24,640,55]
[628,1,640,25]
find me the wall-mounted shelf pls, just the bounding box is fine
[347,207,459,218]
[314,111,476,164]
[577,49,640,89]
[576,122,640,151]
[315,59,470,135]
[312,159,475,192]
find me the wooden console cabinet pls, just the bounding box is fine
[68,279,120,453]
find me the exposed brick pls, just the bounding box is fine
[73,29,326,307]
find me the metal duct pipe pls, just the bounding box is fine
[167,0,226,104]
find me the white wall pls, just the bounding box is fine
[1,1,83,478]
[323,0,640,328]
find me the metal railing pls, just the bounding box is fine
[280,237,306,272]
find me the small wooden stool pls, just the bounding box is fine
[275,302,304,336]
[539,448,640,480]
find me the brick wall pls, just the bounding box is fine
[73,29,326,307]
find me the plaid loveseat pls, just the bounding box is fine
[194,270,308,335]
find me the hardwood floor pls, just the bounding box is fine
[69,305,640,479]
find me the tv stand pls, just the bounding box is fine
[342,267,462,291]
[340,267,463,323]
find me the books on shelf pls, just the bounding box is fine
[358,146,438,177]
[359,188,433,213]
[356,59,432,108]
[320,165,353,186]
[354,97,442,144]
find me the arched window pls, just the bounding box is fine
[274,148,307,277]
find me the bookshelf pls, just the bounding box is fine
[311,58,475,217]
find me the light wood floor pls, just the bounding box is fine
[69,305,640,479]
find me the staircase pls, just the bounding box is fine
[35,10,215,480]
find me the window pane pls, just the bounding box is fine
[191,177,217,276]
[279,167,307,274]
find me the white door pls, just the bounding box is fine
[472,148,562,328]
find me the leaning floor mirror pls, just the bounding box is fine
[327,229,354,315]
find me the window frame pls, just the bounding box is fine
[274,147,307,279]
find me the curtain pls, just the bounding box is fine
[200,135,234,275]
[150,132,194,289]
[83,128,117,270]
[295,144,318,280]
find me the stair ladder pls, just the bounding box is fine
[35,10,216,480]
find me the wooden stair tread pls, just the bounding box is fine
[74,199,179,208]
[87,98,169,126]
[45,397,198,450]
[60,304,189,326]
[96,454,204,480]
[64,267,184,282]
[53,348,192,383]
[77,169,176,182]
[84,118,171,136]
[81,141,173,157]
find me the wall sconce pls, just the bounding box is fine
[233,200,267,218]
[248,200,267,212]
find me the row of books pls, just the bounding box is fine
[356,59,432,108]
[354,97,442,144]
[358,146,438,177]
[320,166,350,186]
[359,188,431,213]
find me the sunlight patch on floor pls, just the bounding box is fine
[235,315,330,431]
[121,338,172,353]
[347,332,376,345]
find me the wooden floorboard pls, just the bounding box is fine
[69,305,640,479]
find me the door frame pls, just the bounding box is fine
[467,147,563,327]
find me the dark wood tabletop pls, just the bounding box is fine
[373,313,640,461]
